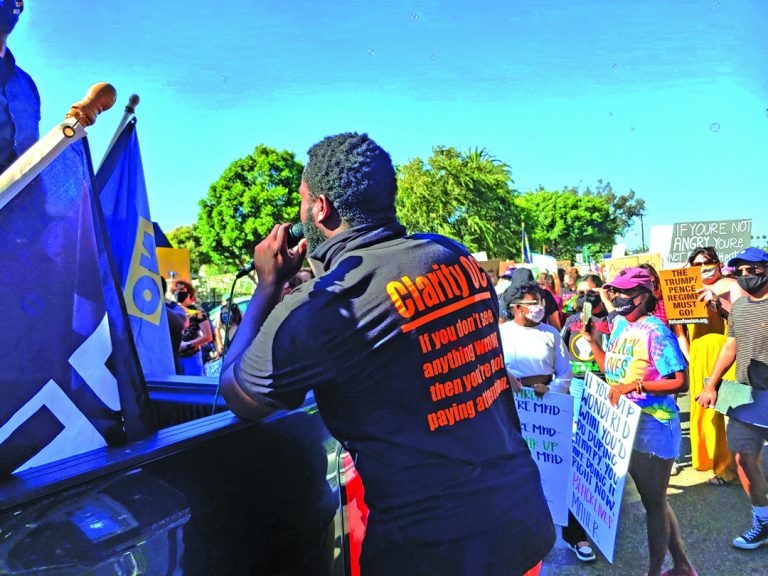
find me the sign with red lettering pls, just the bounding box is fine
[569,373,640,562]
[659,267,708,325]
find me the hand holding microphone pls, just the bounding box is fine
[237,223,306,286]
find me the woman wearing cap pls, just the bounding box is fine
[585,267,696,576]
[676,247,746,486]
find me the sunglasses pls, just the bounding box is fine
[733,265,766,277]
[606,287,643,297]
[576,290,599,297]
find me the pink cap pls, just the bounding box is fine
[604,267,654,292]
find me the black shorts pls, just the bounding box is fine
[727,418,768,455]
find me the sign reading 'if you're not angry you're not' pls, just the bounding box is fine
[667,219,752,265]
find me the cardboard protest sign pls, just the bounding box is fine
[658,267,708,325]
[515,388,574,526]
[498,259,517,275]
[667,219,752,265]
[602,253,662,282]
[715,380,768,428]
[476,259,501,280]
[569,372,641,562]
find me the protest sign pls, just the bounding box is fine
[658,267,708,325]
[569,372,641,562]
[498,259,517,275]
[476,259,501,280]
[715,380,768,428]
[515,388,574,526]
[667,219,752,265]
[602,253,662,282]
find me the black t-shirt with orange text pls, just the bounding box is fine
[235,222,554,572]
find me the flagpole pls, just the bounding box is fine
[98,94,140,172]
[0,83,116,209]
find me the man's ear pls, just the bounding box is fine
[314,194,334,225]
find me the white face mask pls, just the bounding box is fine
[700,264,718,282]
[524,304,546,323]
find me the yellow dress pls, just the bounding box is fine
[687,310,737,481]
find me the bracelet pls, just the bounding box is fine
[635,378,645,394]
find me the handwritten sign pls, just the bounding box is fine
[602,253,662,282]
[515,388,574,526]
[569,372,640,563]
[658,267,708,325]
[667,219,752,265]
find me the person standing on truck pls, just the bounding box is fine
[220,132,554,576]
[0,0,40,174]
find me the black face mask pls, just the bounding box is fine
[175,291,189,304]
[737,274,768,295]
[613,296,639,317]
[576,293,602,312]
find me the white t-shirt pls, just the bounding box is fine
[499,320,572,393]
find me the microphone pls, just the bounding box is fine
[235,223,305,278]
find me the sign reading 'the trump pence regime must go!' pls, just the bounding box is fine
[659,267,708,325]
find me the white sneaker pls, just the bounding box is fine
[567,541,596,562]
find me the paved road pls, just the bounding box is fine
[539,393,768,576]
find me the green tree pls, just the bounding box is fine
[197,145,304,276]
[516,188,615,260]
[167,223,213,276]
[396,147,523,259]
[581,180,646,237]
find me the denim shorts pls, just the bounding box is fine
[632,412,681,460]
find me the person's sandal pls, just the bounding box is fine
[706,475,729,486]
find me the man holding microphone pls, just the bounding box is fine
[220,132,554,575]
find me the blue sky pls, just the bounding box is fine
[11,0,768,250]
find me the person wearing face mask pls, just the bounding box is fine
[498,281,571,396]
[698,247,768,551]
[561,275,614,426]
[508,267,562,330]
[0,0,39,175]
[675,247,746,486]
[214,301,242,357]
[171,279,213,376]
[584,267,696,576]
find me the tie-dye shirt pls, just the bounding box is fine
[604,315,687,422]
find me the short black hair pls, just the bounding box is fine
[687,246,720,266]
[303,132,397,227]
[499,281,541,320]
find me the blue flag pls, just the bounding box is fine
[0,137,152,476]
[96,119,175,378]
[522,223,533,264]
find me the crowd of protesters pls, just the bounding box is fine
[487,244,768,573]
[166,241,767,573]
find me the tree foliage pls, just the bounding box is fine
[197,145,304,274]
[167,224,212,276]
[516,189,615,260]
[396,147,523,259]
[578,180,646,237]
